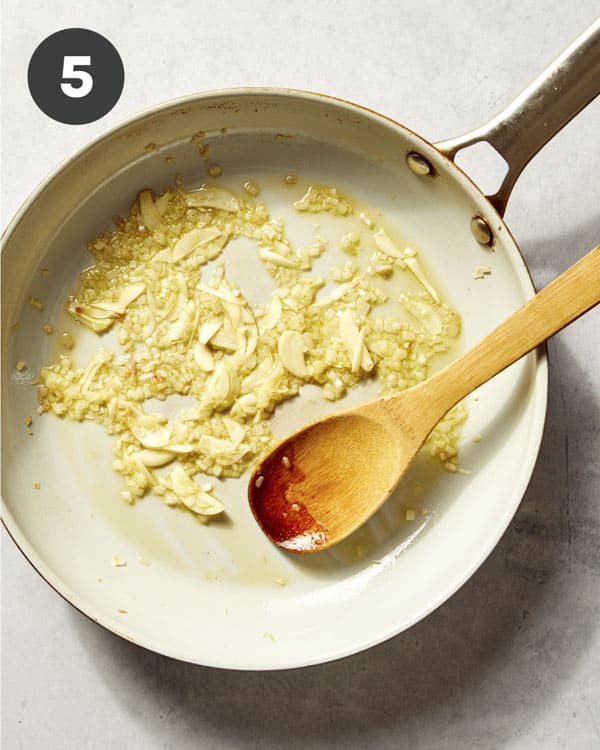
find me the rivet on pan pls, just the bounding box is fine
[406,151,432,176]
[471,215,494,246]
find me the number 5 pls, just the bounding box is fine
[61,56,93,98]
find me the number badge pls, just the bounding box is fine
[28,28,124,125]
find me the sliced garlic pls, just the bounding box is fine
[339,309,373,372]
[351,326,367,374]
[405,256,440,303]
[137,449,176,467]
[356,299,371,318]
[193,341,215,371]
[229,393,258,419]
[152,247,173,263]
[170,466,224,516]
[281,296,299,312]
[373,228,403,259]
[167,299,197,343]
[238,324,258,359]
[197,284,244,305]
[222,416,246,446]
[202,232,232,262]
[209,324,238,352]
[278,330,307,377]
[199,319,222,344]
[204,360,238,408]
[163,444,194,454]
[185,185,239,212]
[79,349,113,390]
[154,191,170,215]
[139,190,162,231]
[117,282,146,310]
[133,454,156,485]
[171,227,223,262]
[241,357,273,393]
[130,414,171,449]
[259,249,299,269]
[68,299,120,333]
[312,280,357,308]
[165,282,189,322]
[198,435,249,465]
[400,296,443,335]
[260,296,282,330]
[198,436,242,454]
[89,301,126,314]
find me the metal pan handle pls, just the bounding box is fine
[435,18,600,216]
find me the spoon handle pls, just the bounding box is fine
[419,245,600,419]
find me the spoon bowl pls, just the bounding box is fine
[250,413,405,550]
[249,246,600,552]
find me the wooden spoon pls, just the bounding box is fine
[248,245,600,553]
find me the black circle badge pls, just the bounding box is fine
[28,28,124,125]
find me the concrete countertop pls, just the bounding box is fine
[2,1,599,748]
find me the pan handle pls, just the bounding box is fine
[435,18,600,216]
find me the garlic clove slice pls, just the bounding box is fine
[193,341,215,371]
[185,185,239,212]
[222,416,246,446]
[241,357,273,393]
[68,299,118,332]
[171,227,223,262]
[137,449,176,467]
[170,466,224,516]
[209,325,238,352]
[117,282,146,310]
[197,284,244,305]
[400,296,443,335]
[312,280,357,308]
[199,319,222,344]
[373,228,403,259]
[278,330,307,378]
[139,190,162,231]
[152,247,173,263]
[197,435,249,466]
[130,417,171,449]
[154,191,170,215]
[238,324,258,359]
[260,295,282,330]
[163,444,194,454]
[259,248,299,269]
[405,256,440,303]
[339,309,373,373]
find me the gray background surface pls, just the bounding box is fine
[2,1,599,748]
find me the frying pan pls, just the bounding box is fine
[2,20,599,670]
